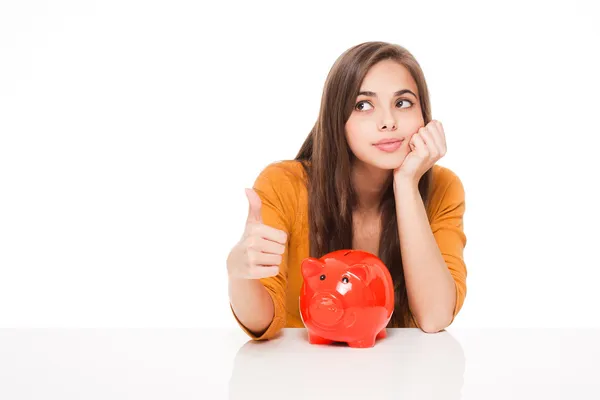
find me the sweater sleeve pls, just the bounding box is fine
[430,173,468,327]
[230,164,293,341]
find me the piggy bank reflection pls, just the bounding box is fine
[299,249,395,348]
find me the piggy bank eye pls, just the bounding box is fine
[341,276,349,284]
[319,274,326,280]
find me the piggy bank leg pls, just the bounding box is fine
[347,335,376,348]
[376,328,387,339]
[308,332,334,345]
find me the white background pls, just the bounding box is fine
[1,0,598,329]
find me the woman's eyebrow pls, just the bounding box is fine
[357,89,418,99]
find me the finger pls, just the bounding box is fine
[249,250,283,267]
[427,121,446,153]
[245,188,263,224]
[255,237,286,255]
[419,126,441,157]
[248,265,280,279]
[250,224,288,245]
[411,131,429,158]
[434,120,447,154]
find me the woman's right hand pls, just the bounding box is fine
[226,188,288,279]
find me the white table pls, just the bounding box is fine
[1,328,599,399]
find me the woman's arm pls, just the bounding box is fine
[229,276,275,337]
[228,163,295,340]
[394,173,467,333]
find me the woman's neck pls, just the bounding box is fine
[350,160,392,214]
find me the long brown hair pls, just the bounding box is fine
[294,41,433,327]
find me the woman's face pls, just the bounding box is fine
[345,60,424,171]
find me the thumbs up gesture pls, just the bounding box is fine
[245,188,264,224]
[226,189,288,279]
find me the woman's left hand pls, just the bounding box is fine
[393,120,447,186]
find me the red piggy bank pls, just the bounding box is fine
[299,249,395,348]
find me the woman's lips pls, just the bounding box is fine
[373,140,403,152]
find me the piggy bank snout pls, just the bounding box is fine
[309,292,344,326]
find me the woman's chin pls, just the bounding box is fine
[368,157,405,171]
[353,151,406,171]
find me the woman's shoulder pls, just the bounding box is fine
[428,164,465,213]
[431,164,462,187]
[255,159,308,188]
[252,160,308,231]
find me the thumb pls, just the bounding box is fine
[245,188,263,224]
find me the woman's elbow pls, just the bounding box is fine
[418,315,452,333]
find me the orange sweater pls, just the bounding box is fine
[230,160,467,340]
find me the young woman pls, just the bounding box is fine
[227,41,467,340]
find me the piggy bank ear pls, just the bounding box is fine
[347,264,372,285]
[301,257,324,278]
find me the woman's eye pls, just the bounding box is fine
[397,99,414,108]
[355,101,373,111]
[354,99,413,112]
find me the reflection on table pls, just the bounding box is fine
[229,328,465,400]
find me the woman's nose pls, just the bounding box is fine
[379,120,396,131]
